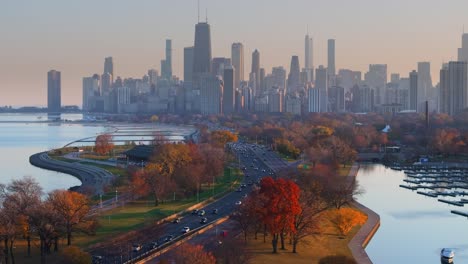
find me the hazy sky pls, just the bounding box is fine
[1,0,467,106]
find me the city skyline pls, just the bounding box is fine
[2,0,468,106]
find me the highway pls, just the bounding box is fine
[92,142,291,264]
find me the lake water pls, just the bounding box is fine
[0,113,195,193]
[357,164,468,264]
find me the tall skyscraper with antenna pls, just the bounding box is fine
[193,11,212,79]
[305,32,313,82]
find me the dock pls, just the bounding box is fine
[416,191,438,197]
[399,184,417,190]
[438,199,464,207]
[451,210,468,217]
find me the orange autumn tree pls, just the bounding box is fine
[173,244,216,264]
[95,133,114,155]
[47,190,91,246]
[210,130,238,148]
[257,177,301,253]
[330,207,367,237]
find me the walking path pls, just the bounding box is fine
[347,164,380,264]
[29,152,114,195]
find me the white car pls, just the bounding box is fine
[181,226,190,233]
[235,201,242,205]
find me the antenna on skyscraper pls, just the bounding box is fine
[206,8,208,23]
[307,25,309,35]
[197,0,200,23]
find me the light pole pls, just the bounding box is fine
[115,189,118,203]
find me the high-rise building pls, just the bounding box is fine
[305,34,313,80]
[327,39,336,76]
[231,43,244,89]
[47,70,61,112]
[212,57,231,76]
[104,57,114,77]
[440,61,468,115]
[101,72,113,95]
[161,39,173,80]
[193,22,212,78]
[338,69,361,91]
[439,64,449,114]
[328,86,345,112]
[287,56,301,93]
[391,74,400,83]
[272,67,287,90]
[251,49,260,94]
[148,69,158,86]
[223,66,235,115]
[458,33,468,62]
[315,65,328,112]
[268,89,283,113]
[409,70,418,111]
[184,47,194,83]
[200,74,223,115]
[365,64,387,105]
[417,62,432,112]
[308,87,320,113]
[83,76,99,111]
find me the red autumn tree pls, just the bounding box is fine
[257,177,301,253]
[95,134,114,155]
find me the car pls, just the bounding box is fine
[241,184,247,188]
[132,244,142,252]
[243,194,248,199]
[262,169,266,172]
[235,201,242,205]
[212,209,218,214]
[200,217,208,224]
[164,235,174,242]
[191,209,199,215]
[198,210,206,216]
[92,255,103,264]
[236,187,242,192]
[150,241,159,249]
[181,226,190,233]
[173,217,181,224]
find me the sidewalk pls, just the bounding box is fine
[347,164,381,264]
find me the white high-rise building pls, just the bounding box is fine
[82,77,99,111]
[305,34,313,82]
[231,43,244,89]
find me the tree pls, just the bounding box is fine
[321,175,362,209]
[131,164,176,206]
[47,190,91,246]
[257,177,301,253]
[150,115,159,122]
[95,134,114,155]
[329,208,367,236]
[172,244,216,264]
[58,246,91,264]
[210,130,238,148]
[151,143,192,176]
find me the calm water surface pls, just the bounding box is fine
[0,113,106,192]
[357,164,468,264]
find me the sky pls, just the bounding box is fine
[1,0,468,107]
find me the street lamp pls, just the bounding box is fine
[115,189,118,203]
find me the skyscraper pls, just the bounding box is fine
[443,61,468,115]
[104,57,114,81]
[315,65,328,112]
[305,34,313,82]
[161,39,173,80]
[83,76,99,111]
[409,70,418,111]
[365,64,387,105]
[417,62,432,112]
[287,56,301,93]
[251,49,260,94]
[231,43,244,89]
[223,66,235,115]
[47,70,61,112]
[193,22,212,78]
[211,57,231,76]
[327,39,336,76]
[439,65,449,114]
[184,47,194,83]
[272,67,287,90]
[200,74,223,115]
[101,72,113,95]
[458,33,468,62]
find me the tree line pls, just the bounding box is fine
[0,177,95,264]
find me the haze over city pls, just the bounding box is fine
[2,0,468,106]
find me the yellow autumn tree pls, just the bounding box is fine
[330,207,367,236]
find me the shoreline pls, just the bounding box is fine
[29,152,114,195]
[348,163,381,264]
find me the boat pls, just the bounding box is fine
[440,248,455,263]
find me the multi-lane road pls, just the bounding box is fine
[92,142,291,264]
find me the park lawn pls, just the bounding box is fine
[74,166,242,247]
[246,207,364,264]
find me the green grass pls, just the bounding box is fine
[76,166,242,247]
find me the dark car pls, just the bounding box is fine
[92,255,103,264]
[212,209,218,214]
[173,217,181,224]
[200,217,208,224]
[191,209,199,215]
[164,235,174,242]
[150,241,159,249]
